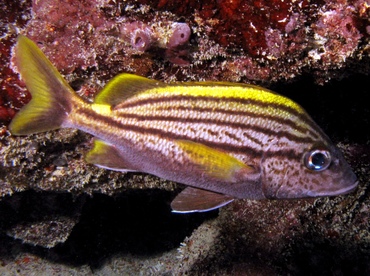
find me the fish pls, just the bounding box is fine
[9,35,358,213]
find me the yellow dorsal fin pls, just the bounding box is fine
[94,74,166,107]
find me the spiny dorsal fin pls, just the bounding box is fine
[85,139,137,172]
[171,187,234,213]
[94,74,166,107]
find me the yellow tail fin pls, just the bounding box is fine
[9,35,76,135]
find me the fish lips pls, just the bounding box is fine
[269,168,358,199]
[306,180,359,197]
[270,180,359,199]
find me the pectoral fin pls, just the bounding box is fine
[85,139,137,172]
[171,187,234,213]
[175,140,255,182]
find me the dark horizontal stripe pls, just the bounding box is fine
[117,94,296,113]
[160,106,318,138]
[117,106,321,141]
[117,94,307,122]
[116,94,329,141]
[111,113,318,145]
[78,108,312,162]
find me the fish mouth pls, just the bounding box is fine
[307,181,359,197]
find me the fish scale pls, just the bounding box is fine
[9,35,358,213]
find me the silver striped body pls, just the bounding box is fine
[66,86,357,199]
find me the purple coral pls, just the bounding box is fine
[131,28,153,51]
[120,22,153,52]
[119,21,191,64]
[168,22,191,48]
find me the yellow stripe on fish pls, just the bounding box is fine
[10,35,358,213]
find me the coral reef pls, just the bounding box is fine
[1,0,370,127]
[0,0,31,130]
[133,0,370,80]
[0,0,370,274]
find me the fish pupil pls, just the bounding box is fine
[312,152,326,166]
[305,149,331,171]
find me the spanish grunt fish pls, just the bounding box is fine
[10,35,358,213]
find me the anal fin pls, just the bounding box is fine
[85,139,137,172]
[171,187,234,213]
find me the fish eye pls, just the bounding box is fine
[304,149,331,171]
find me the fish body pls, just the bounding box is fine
[10,36,358,213]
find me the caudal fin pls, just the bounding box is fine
[9,35,76,135]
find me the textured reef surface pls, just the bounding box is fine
[0,0,370,274]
